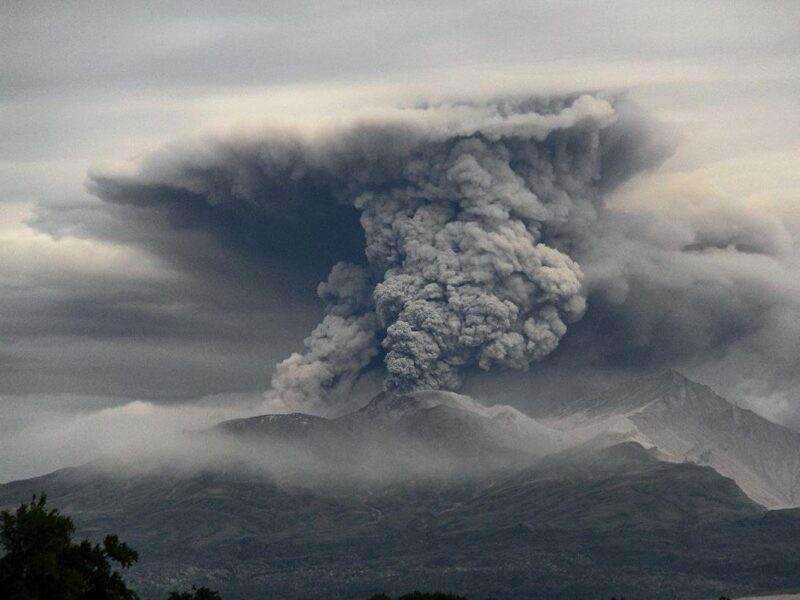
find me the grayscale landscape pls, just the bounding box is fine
[2,2,800,599]
[2,371,800,599]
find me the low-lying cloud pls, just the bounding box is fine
[0,392,265,482]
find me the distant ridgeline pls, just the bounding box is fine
[1,372,799,600]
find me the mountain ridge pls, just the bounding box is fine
[2,439,795,600]
[209,371,800,508]
[540,370,800,508]
[1,372,800,598]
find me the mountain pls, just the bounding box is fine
[215,374,800,509]
[2,375,800,598]
[216,412,328,438]
[541,370,800,508]
[211,389,565,476]
[2,440,798,600]
[439,442,765,532]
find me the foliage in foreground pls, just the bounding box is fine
[167,586,223,600]
[370,594,469,600]
[0,494,221,600]
[0,494,139,599]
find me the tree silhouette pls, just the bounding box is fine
[168,586,223,600]
[369,593,469,600]
[0,494,139,599]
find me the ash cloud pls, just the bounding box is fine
[33,91,800,420]
[269,262,380,411]
[570,173,800,368]
[76,94,666,409]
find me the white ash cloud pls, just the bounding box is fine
[310,95,628,395]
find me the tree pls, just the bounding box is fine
[0,494,139,599]
[168,586,223,600]
[399,594,469,600]
[369,594,469,600]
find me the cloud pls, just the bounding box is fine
[23,85,800,426]
[268,263,381,413]
[576,172,800,363]
[0,391,264,482]
[3,0,799,409]
[523,167,800,419]
[54,94,674,411]
[0,199,329,397]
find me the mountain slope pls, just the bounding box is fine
[1,442,795,600]
[339,390,565,454]
[209,390,565,477]
[2,378,799,597]
[215,375,800,508]
[437,442,763,533]
[542,371,800,508]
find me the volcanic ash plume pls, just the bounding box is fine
[270,262,380,408]
[86,93,657,408]
[265,94,624,404]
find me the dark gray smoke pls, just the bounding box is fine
[83,94,668,409]
[267,94,622,403]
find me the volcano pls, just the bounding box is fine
[1,372,799,599]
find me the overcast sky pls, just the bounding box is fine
[2,0,800,459]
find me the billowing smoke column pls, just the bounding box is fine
[270,262,381,406]
[362,143,588,392]
[267,94,621,404]
[74,91,800,416]
[80,93,655,408]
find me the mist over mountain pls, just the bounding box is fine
[208,370,800,509]
[4,5,800,600]
[2,371,800,599]
[213,389,564,480]
[541,371,800,509]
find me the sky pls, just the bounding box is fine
[2,0,800,479]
